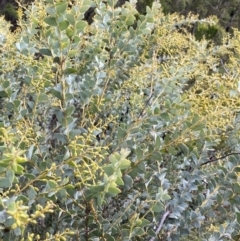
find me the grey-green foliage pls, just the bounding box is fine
[0,0,240,240]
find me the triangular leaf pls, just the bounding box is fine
[59,20,69,31]
[55,2,67,15]
[76,20,87,32]
[44,17,57,26]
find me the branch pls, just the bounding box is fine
[220,58,229,75]
[200,152,240,166]
[225,3,240,32]
[138,93,154,118]
[149,210,171,241]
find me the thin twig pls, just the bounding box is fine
[201,152,240,166]
[138,93,154,118]
[149,210,171,241]
[220,58,229,75]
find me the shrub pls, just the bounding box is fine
[0,0,240,240]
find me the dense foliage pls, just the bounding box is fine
[160,0,240,43]
[1,0,240,34]
[1,0,240,240]
[160,0,240,30]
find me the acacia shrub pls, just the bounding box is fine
[0,0,240,241]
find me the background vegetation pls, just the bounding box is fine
[0,0,240,240]
[1,0,240,35]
